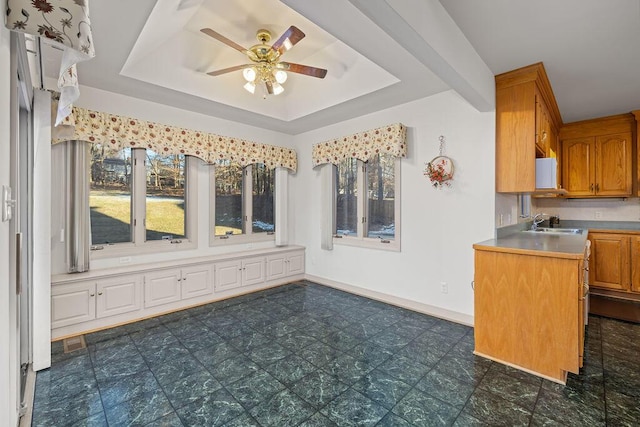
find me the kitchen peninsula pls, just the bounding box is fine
[473,229,589,384]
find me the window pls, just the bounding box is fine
[334,153,400,250]
[89,147,197,256]
[211,161,275,244]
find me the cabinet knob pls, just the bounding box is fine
[595,183,599,193]
[590,183,594,192]
[98,291,103,296]
[89,293,95,297]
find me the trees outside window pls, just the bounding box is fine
[89,147,196,255]
[334,153,400,250]
[211,161,275,244]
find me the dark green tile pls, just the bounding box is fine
[265,354,317,385]
[298,412,337,427]
[321,388,388,427]
[477,369,540,411]
[605,389,640,426]
[149,354,203,387]
[104,389,174,427]
[392,388,460,426]
[534,388,606,426]
[352,369,412,409]
[462,388,531,426]
[249,389,316,427]
[375,412,412,427]
[290,370,349,409]
[298,341,344,367]
[321,353,375,385]
[163,370,222,409]
[98,370,161,409]
[226,370,285,409]
[432,353,491,385]
[176,389,244,427]
[415,369,475,409]
[377,354,431,385]
[208,355,260,385]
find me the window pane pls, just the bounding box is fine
[335,158,358,236]
[214,160,244,236]
[89,145,132,244]
[366,154,395,239]
[252,164,275,233]
[146,151,186,241]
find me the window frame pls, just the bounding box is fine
[90,148,198,259]
[333,155,401,251]
[209,163,276,246]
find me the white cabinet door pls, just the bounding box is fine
[51,281,96,328]
[145,269,181,308]
[215,260,242,291]
[287,253,305,276]
[181,265,213,299]
[266,255,287,281]
[243,257,265,287]
[96,275,142,318]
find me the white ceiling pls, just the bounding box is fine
[41,0,640,134]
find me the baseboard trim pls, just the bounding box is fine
[304,274,474,327]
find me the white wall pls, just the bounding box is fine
[50,85,295,273]
[0,24,19,427]
[293,90,495,320]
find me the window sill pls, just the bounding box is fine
[90,239,197,260]
[333,236,400,252]
[210,233,275,247]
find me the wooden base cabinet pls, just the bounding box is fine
[588,231,640,296]
[473,248,585,383]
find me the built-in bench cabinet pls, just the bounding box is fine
[51,246,305,339]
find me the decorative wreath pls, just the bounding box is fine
[424,135,454,188]
[425,156,454,188]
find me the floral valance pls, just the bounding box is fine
[53,106,298,172]
[312,123,407,167]
[6,0,95,126]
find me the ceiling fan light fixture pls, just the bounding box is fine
[242,67,257,82]
[274,70,288,84]
[272,82,284,95]
[244,81,256,94]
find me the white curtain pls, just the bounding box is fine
[320,164,334,250]
[275,167,288,246]
[65,140,90,273]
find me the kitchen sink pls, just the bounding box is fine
[523,227,583,235]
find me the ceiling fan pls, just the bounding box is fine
[200,26,327,96]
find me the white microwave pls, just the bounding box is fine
[535,158,557,189]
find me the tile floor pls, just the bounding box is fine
[32,281,639,426]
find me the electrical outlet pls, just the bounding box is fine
[595,211,603,219]
[440,282,448,294]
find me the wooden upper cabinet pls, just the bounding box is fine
[495,63,562,193]
[562,137,594,196]
[595,133,632,196]
[560,115,634,198]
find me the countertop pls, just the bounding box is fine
[474,230,588,259]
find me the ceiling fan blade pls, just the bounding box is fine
[277,62,327,79]
[271,26,305,56]
[200,28,248,54]
[265,81,274,95]
[206,64,252,76]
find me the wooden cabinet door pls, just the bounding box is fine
[96,276,142,318]
[562,137,594,196]
[631,236,640,293]
[181,265,212,299]
[594,133,632,196]
[144,269,181,308]
[242,257,265,287]
[589,233,630,291]
[52,281,96,328]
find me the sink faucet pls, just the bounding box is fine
[532,213,548,230]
